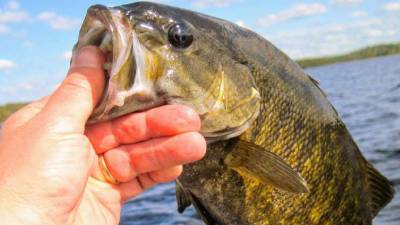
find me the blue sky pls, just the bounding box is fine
[0,0,399,104]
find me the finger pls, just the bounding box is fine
[3,96,49,132]
[38,46,105,133]
[103,132,206,182]
[116,177,152,202]
[147,165,182,183]
[117,166,182,201]
[85,105,201,154]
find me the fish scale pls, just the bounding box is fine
[74,2,394,224]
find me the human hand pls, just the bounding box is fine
[0,46,206,225]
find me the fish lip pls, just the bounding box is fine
[79,6,138,122]
[89,95,187,124]
[88,98,167,124]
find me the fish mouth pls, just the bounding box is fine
[75,5,260,141]
[76,5,162,123]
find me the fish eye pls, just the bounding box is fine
[168,23,193,49]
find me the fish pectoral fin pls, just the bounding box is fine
[175,181,192,213]
[365,162,395,216]
[224,140,309,194]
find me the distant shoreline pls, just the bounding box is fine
[0,103,26,122]
[296,42,400,68]
[1,42,400,122]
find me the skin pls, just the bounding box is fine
[0,46,206,225]
[82,3,392,225]
[70,3,393,225]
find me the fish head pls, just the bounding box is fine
[74,2,260,142]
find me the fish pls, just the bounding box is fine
[74,2,395,225]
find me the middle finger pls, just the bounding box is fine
[85,105,201,154]
[103,131,206,182]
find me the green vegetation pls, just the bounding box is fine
[297,42,400,68]
[0,103,26,122]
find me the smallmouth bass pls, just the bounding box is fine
[74,2,394,224]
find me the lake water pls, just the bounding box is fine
[120,55,400,225]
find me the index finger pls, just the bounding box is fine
[85,105,201,154]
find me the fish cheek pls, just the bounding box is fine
[200,62,261,138]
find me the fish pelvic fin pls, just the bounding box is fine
[365,162,395,217]
[175,180,221,225]
[175,180,192,213]
[224,140,309,194]
[189,192,221,225]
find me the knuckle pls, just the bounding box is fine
[151,166,182,183]
[112,114,147,144]
[183,132,207,159]
[179,106,200,124]
[138,173,155,190]
[62,73,91,93]
[104,149,134,183]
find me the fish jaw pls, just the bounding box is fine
[75,3,261,142]
[75,5,165,123]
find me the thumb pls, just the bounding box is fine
[39,46,105,133]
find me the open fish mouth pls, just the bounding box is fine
[74,4,261,142]
[75,5,165,123]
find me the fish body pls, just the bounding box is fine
[74,2,394,225]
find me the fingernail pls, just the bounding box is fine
[71,46,104,69]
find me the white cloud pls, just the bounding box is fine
[0,1,29,35]
[191,0,236,8]
[6,1,20,10]
[16,82,33,90]
[366,29,383,38]
[330,0,363,5]
[146,0,166,3]
[63,51,73,61]
[0,0,29,24]
[387,30,397,36]
[0,59,16,71]
[0,10,28,23]
[0,24,9,33]
[256,3,327,27]
[37,11,80,30]
[383,2,400,11]
[236,20,246,28]
[265,17,398,59]
[352,11,368,17]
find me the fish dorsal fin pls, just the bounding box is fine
[175,181,192,213]
[307,74,328,98]
[224,140,309,194]
[365,162,395,216]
